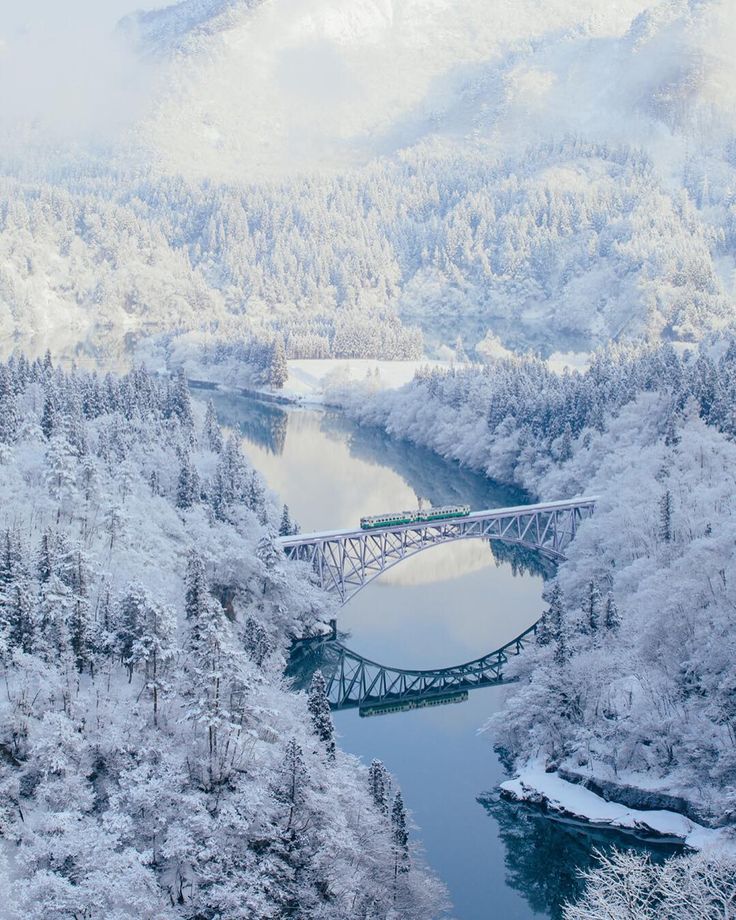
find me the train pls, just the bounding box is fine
[359,504,471,530]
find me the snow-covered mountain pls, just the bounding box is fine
[1,0,735,357]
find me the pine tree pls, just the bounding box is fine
[41,389,58,440]
[0,529,19,595]
[38,531,54,583]
[169,368,195,434]
[274,738,308,820]
[45,436,76,519]
[391,791,410,877]
[244,615,271,667]
[69,596,93,674]
[368,759,392,816]
[307,670,335,761]
[268,336,288,389]
[537,584,563,646]
[202,400,223,453]
[0,376,19,444]
[131,597,177,726]
[559,423,573,462]
[546,584,568,667]
[177,454,200,509]
[34,575,72,662]
[585,580,601,633]
[279,504,292,537]
[8,580,34,653]
[182,594,246,790]
[659,489,673,543]
[604,594,621,632]
[184,550,209,641]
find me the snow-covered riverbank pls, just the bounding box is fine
[182,357,454,405]
[500,768,733,852]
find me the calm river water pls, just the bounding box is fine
[204,390,677,920]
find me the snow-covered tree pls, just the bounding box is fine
[307,670,335,761]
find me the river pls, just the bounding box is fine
[203,390,678,920]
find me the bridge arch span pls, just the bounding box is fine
[282,497,597,710]
[279,497,596,605]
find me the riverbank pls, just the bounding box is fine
[182,357,452,405]
[500,767,734,852]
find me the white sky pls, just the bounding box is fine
[0,0,169,147]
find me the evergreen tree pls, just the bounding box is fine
[177,453,200,510]
[274,738,308,819]
[0,376,19,444]
[34,577,70,662]
[169,368,195,435]
[184,551,209,640]
[182,594,246,790]
[604,594,621,633]
[279,504,292,537]
[368,759,392,816]
[69,596,93,673]
[116,584,146,678]
[559,423,573,462]
[45,436,76,519]
[307,671,335,761]
[41,389,58,440]
[38,531,54,583]
[585,580,601,633]
[130,597,177,726]
[8,580,34,653]
[202,400,223,453]
[391,791,410,877]
[243,615,271,667]
[0,529,19,595]
[659,489,673,543]
[268,336,288,389]
[537,584,563,646]
[546,584,568,667]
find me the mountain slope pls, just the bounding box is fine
[1,0,735,357]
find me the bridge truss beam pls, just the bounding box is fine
[279,498,597,604]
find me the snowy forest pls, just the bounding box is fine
[1,138,731,361]
[0,355,445,918]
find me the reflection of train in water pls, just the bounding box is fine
[360,690,468,717]
[359,504,471,530]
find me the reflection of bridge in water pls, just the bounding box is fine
[281,497,597,714]
[288,621,540,714]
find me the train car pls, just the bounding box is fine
[359,510,417,529]
[359,504,470,530]
[419,504,471,522]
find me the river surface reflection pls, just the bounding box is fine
[203,390,678,920]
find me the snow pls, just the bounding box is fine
[176,356,459,405]
[501,766,733,852]
[284,358,452,403]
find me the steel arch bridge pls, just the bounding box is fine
[278,497,597,604]
[288,621,539,712]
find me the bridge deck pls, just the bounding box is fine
[278,496,599,546]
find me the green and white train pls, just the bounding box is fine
[359,504,471,530]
